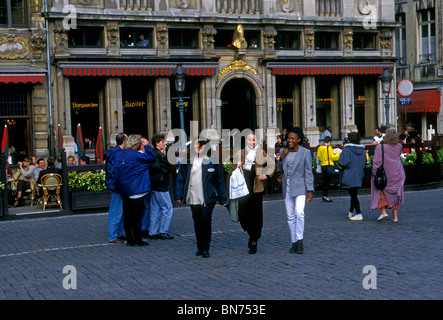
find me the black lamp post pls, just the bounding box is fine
[379,67,393,129]
[173,63,187,147]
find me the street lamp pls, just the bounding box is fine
[173,63,187,148]
[379,67,393,129]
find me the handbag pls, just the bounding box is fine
[229,167,249,200]
[374,143,387,190]
[327,146,340,175]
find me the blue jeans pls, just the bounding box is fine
[141,193,150,232]
[107,192,124,242]
[149,190,173,235]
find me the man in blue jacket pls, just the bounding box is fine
[106,133,127,243]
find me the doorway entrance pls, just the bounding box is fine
[221,78,256,131]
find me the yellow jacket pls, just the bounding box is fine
[317,145,340,167]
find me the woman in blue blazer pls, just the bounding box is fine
[175,137,227,258]
[277,128,314,254]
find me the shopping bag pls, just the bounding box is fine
[229,167,249,200]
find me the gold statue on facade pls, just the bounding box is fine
[232,24,247,50]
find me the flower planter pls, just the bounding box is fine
[71,190,111,210]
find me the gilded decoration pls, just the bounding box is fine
[380,30,392,50]
[232,24,247,50]
[202,25,217,48]
[217,60,259,81]
[156,26,168,48]
[304,30,314,50]
[344,31,353,50]
[263,26,277,50]
[31,0,43,14]
[54,23,69,47]
[0,34,30,60]
[31,32,47,59]
[106,24,120,47]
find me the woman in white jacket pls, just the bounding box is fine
[277,128,314,254]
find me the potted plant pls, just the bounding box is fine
[68,171,111,210]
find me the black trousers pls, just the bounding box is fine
[190,202,216,251]
[122,196,145,244]
[348,187,361,214]
[321,166,332,197]
[238,191,263,241]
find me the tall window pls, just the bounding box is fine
[276,31,301,50]
[418,9,436,62]
[0,0,27,27]
[315,32,340,50]
[120,28,153,48]
[395,13,407,65]
[353,32,376,51]
[169,29,199,49]
[68,27,103,48]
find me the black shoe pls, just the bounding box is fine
[295,240,304,254]
[148,234,160,240]
[248,241,257,254]
[322,197,333,202]
[196,250,204,256]
[289,242,298,253]
[134,240,149,247]
[158,233,174,240]
[202,250,210,258]
[140,231,149,238]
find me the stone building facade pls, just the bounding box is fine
[2,0,398,160]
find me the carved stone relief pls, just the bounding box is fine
[156,25,168,48]
[31,31,47,59]
[304,29,314,51]
[344,30,353,51]
[0,34,30,60]
[175,0,190,9]
[106,24,120,47]
[202,25,217,48]
[263,26,277,50]
[380,30,392,51]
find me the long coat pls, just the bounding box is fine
[370,143,405,210]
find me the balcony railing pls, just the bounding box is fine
[216,0,260,14]
[120,0,153,11]
[316,0,341,17]
[420,53,437,63]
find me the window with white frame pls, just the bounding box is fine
[395,13,406,65]
[418,9,436,62]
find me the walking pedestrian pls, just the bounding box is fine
[114,135,156,246]
[149,133,174,240]
[174,137,227,258]
[234,131,275,254]
[338,132,367,220]
[371,129,405,222]
[317,136,340,202]
[277,128,314,254]
[105,133,127,244]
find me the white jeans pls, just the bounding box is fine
[284,194,306,243]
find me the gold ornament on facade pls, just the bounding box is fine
[31,0,43,14]
[263,26,277,50]
[344,31,353,50]
[0,34,30,60]
[54,23,69,46]
[31,32,47,59]
[380,30,392,50]
[106,24,120,47]
[156,26,168,48]
[217,60,259,81]
[232,24,247,50]
[304,30,314,50]
[202,25,217,48]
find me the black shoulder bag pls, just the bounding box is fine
[327,146,340,175]
[374,143,387,190]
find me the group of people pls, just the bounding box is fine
[105,126,406,258]
[317,128,405,222]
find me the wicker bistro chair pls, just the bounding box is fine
[37,173,63,210]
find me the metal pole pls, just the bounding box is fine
[178,95,186,149]
[45,0,55,157]
[385,94,390,129]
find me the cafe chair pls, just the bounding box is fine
[37,173,63,211]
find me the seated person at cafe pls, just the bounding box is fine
[80,156,90,165]
[67,155,78,166]
[12,157,37,207]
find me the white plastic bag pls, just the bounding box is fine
[229,167,249,200]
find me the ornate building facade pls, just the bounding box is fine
[2,0,398,159]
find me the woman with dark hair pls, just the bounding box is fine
[317,136,340,202]
[234,131,275,254]
[371,129,405,222]
[338,132,367,220]
[175,137,227,258]
[277,127,314,254]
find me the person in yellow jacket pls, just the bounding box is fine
[317,136,340,202]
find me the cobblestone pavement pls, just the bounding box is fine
[0,188,442,302]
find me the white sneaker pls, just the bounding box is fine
[377,213,388,221]
[349,213,363,221]
[348,212,354,219]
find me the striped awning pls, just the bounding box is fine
[398,89,441,113]
[0,73,46,84]
[59,62,218,77]
[268,63,394,76]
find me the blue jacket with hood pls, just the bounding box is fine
[105,145,123,192]
[114,145,156,197]
[338,143,367,188]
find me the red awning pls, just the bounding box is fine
[59,62,218,77]
[268,63,394,76]
[0,73,46,84]
[398,89,441,113]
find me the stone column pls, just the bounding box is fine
[155,77,172,133]
[302,76,319,146]
[105,77,123,146]
[341,76,357,137]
